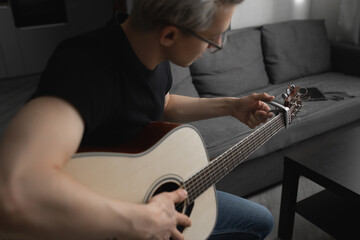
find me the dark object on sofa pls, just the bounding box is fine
[300,87,327,101]
[170,19,360,197]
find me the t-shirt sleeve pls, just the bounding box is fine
[165,61,173,94]
[33,39,116,134]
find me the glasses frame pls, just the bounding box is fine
[176,25,230,54]
[186,29,223,53]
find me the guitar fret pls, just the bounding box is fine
[185,114,286,203]
[189,123,270,201]
[217,118,281,179]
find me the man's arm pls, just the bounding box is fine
[0,97,190,240]
[163,93,274,128]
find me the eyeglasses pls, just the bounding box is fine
[186,28,229,54]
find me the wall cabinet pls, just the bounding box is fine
[0,0,113,80]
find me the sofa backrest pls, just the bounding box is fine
[189,28,269,97]
[261,19,332,84]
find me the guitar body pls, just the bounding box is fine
[64,124,217,240]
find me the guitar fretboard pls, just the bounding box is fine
[184,113,287,204]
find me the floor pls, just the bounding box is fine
[249,177,334,240]
[0,75,336,240]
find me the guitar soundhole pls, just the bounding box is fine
[152,182,194,233]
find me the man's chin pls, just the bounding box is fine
[171,61,194,68]
[184,61,194,67]
[170,56,202,67]
[184,57,200,66]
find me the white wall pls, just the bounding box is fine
[310,0,341,41]
[231,0,342,41]
[231,0,312,29]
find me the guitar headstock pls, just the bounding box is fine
[282,84,302,121]
[267,85,302,129]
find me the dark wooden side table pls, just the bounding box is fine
[278,126,360,240]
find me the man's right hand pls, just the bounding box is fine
[141,188,192,240]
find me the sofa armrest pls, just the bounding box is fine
[331,42,360,77]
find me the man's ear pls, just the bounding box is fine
[159,26,180,47]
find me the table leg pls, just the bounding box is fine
[278,158,300,240]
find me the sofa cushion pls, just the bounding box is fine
[191,72,360,159]
[190,29,269,97]
[169,62,199,97]
[262,19,332,84]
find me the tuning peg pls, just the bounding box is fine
[282,93,289,99]
[286,88,291,95]
[294,102,302,108]
[290,84,295,90]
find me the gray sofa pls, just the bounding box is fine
[169,19,360,197]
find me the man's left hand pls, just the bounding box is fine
[231,93,275,129]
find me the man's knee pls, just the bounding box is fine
[256,205,274,238]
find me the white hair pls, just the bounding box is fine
[130,0,243,32]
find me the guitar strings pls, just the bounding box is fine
[184,114,285,203]
[203,118,282,196]
[185,116,283,201]
[191,116,283,198]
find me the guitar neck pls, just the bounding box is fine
[184,113,286,203]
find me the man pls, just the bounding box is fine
[0,0,274,239]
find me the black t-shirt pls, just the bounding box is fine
[33,12,173,146]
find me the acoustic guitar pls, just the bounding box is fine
[64,86,302,239]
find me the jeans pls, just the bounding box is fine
[208,191,274,240]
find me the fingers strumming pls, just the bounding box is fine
[171,189,188,203]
